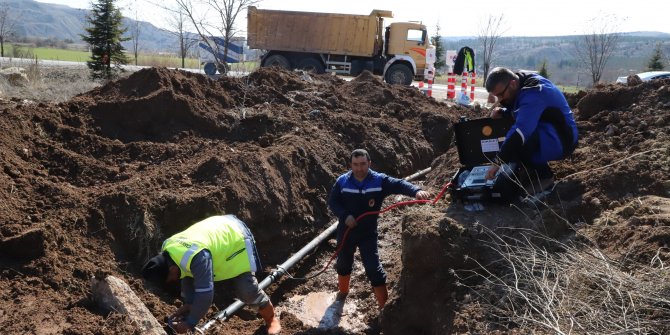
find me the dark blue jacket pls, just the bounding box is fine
[499,72,578,164]
[328,169,421,233]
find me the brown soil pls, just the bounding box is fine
[0,67,668,334]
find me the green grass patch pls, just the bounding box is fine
[135,54,200,69]
[4,45,92,62]
[32,47,91,62]
[6,45,205,69]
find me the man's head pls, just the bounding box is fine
[485,67,519,107]
[142,251,179,286]
[350,149,371,181]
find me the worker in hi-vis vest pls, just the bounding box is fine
[141,215,281,334]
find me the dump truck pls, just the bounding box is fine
[247,6,435,85]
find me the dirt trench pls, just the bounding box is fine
[0,67,669,334]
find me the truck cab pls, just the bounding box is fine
[384,22,435,85]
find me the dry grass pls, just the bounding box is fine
[139,55,199,69]
[456,225,670,334]
[0,59,262,103]
[1,60,102,103]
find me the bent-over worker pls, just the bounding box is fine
[142,215,281,334]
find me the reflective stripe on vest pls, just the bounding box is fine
[162,215,253,281]
[180,244,201,271]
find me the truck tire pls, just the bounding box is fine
[263,54,291,69]
[204,62,217,75]
[297,58,325,74]
[217,63,229,75]
[385,63,413,85]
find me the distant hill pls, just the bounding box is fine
[5,0,178,52]
[442,32,670,85]
[4,0,670,85]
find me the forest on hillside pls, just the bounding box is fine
[443,34,670,86]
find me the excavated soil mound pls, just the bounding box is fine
[1,66,668,334]
[0,67,462,334]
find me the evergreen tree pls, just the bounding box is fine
[647,43,665,71]
[538,59,550,78]
[430,22,446,72]
[81,0,129,79]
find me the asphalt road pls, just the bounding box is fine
[413,81,490,103]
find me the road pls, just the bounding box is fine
[412,81,490,103]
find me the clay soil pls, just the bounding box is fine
[0,67,669,334]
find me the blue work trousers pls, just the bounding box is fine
[520,127,564,179]
[335,224,386,287]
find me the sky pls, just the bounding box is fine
[37,0,670,37]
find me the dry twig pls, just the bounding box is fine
[456,226,670,334]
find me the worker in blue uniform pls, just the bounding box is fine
[484,67,578,193]
[328,149,431,309]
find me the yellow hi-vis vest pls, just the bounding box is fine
[161,215,253,281]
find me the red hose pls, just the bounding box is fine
[303,180,453,279]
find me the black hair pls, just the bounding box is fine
[485,67,518,92]
[350,149,370,162]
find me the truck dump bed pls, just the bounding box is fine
[247,6,392,58]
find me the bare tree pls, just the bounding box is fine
[478,14,506,84]
[165,6,199,68]
[127,2,142,66]
[0,3,19,57]
[143,0,198,68]
[574,15,621,86]
[176,0,260,74]
[126,3,142,66]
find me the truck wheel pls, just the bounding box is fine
[297,58,325,74]
[217,63,229,75]
[263,55,290,69]
[204,62,217,75]
[385,64,413,85]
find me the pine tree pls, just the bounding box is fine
[81,0,129,79]
[538,59,550,79]
[647,43,665,71]
[430,22,446,72]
